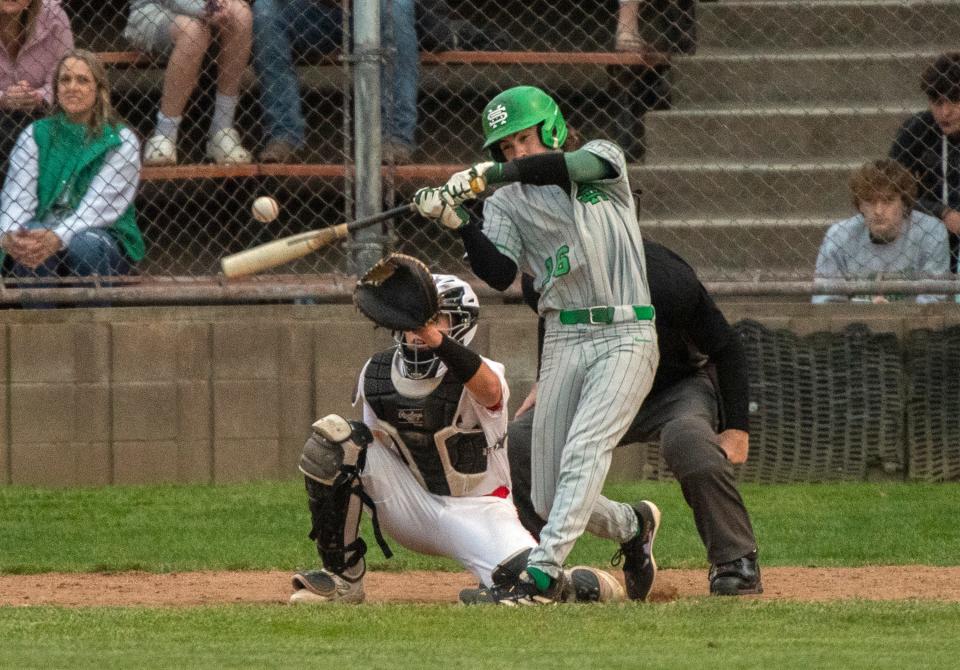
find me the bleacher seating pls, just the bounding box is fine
[105,47,666,178]
[65,0,960,279]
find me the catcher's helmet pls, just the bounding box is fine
[395,274,480,380]
[481,86,568,161]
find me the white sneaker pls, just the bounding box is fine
[614,30,650,53]
[206,127,252,164]
[289,569,365,604]
[143,134,177,166]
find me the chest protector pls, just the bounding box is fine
[364,350,490,496]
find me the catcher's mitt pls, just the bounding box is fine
[353,253,439,331]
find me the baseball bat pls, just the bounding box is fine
[221,203,415,278]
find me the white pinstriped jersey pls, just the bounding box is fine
[481,139,652,314]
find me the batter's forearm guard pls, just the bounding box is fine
[500,152,569,187]
[459,220,517,291]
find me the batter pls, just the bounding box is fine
[414,86,661,603]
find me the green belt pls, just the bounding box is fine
[558,305,656,325]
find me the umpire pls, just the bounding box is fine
[485,239,762,596]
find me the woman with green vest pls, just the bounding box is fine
[0,48,145,282]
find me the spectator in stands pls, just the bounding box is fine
[813,159,948,304]
[0,0,74,162]
[615,0,695,55]
[0,49,145,285]
[251,0,417,163]
[890,53,960,272]
[124,0,253,165]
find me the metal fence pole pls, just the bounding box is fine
[348,0,385,275]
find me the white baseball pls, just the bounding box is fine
[252,196,280,223]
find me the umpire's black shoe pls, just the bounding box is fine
[612,500,661,601]
[709,552,763,596]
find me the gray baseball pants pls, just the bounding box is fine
[527,320,658,579]
[511,371,757,565]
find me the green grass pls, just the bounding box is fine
[1,480,958,572]
[2,481,959,668]
[1,600,959,669]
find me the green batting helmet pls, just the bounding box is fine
[481,86,568,158]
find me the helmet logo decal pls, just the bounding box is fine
[486,104,509,130]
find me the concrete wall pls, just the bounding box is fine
[1,301,957,486]
[0,304,536,487]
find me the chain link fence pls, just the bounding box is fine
[2,0,960,301]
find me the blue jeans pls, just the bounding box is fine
[5,227,132,308]
[252,0,419,149]
[7,228,131,278]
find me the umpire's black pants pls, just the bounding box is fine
[508,371,757,565]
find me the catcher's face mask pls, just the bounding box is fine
[396,314,450,380]
[394,275,480,380]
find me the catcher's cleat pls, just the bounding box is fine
[461,571,563,606]
[612,500,661,601]
[709,553,763,596]
[289,569,365,604]
[459,567,623,605]
[457,584,490,605]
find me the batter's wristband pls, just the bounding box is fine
[434,334,483,384]
[485,162,506,184]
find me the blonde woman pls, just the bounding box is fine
[0,50,145,281]
[125,0,253,165]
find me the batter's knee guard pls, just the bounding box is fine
[299,414,391,581]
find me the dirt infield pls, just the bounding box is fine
[2,566,959,607]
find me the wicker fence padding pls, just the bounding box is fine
[905,326,960,482]
[631,322,960,484]
[633,441,672,483]
[734,320,904,483]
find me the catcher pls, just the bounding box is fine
[290,255,623,605]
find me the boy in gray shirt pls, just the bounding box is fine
[814,159,949,304]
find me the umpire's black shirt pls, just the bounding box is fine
[638,241,750,432]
